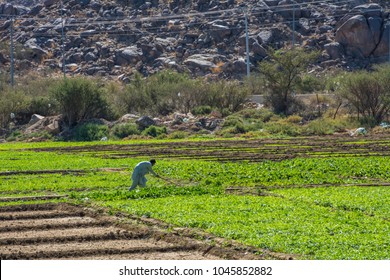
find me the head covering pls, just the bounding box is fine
[150,159,156,165]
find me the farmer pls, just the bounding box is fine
[129,159,159,191]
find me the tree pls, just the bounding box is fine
[50,77,109,127]
[258,47,320,115]
[339,65,390,126]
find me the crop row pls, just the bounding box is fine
[93,192,390,260]
[0,139,389,259]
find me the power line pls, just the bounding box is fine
[0,0,359,26]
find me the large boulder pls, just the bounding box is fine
[25,115,62,135]
[373,24,390,58]
[184,54,218,72]
[335,15,378,57]
[136,116,156,130]
[324,42,343,60]
[115,47,142,66]
[24,39,48,60]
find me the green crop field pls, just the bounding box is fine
[1,136,389,259]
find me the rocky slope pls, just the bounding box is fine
[1,0,390,81]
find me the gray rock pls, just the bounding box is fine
[184,54,217,71]
[84,52,97,62]
[257,30,273,45]
[252,42,267,58]
[28,4,44,16]
[368,17,382,45]
[136,116,156,130]
[0,20,11,31]
[25,115,61,135]
[119,114,139,122]
[0,52,8,64]
[29,114,45,125]
[24,39,48,60]
[276,0,301,19]
[373,23,390,58]
[208,23,231,42]
[1,4,14,15]
[68,52,84,63]
[232,59,247,73]
[44,0,59,7]
[335,15,377,58]
[352,4,383,18]
[115,47,142,65]
[324,42,343,60]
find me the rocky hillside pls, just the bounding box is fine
[1,0,390,82]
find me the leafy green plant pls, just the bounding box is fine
[141,125,167,138]
[264,121,301,136]
[111,123,140,139]
[191,105,213,116]
[73,123,109,141]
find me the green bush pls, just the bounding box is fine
[167,131,190,139]
[223,116,245,128]
[6,130,53,142]
[302,118,351,135]
[73,123,109,141]
[302,119,334,135]
[0,87,29,128]
[142,125,167,138]
[236,108,276,122]
[28,96,57,117]
[120,71,250,116]
[264,121,301,136]
[50,77,110,127]
[111,123,140,139]
[191,105,212,116]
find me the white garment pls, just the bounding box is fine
[129,161,157,190]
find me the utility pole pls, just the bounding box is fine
[244,8,250,77]
[292,4,295,48]
[388,22,390,63]
[10,16,14,87]
[61,1,66,78]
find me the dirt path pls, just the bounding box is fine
[0,199,284,260]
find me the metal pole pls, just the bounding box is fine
[10,16,14,87]
[61,1,66,78]
[244,10,250,77]
[292,5,295,48]
[388,22,390,63]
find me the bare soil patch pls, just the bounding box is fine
[0,202,287,260]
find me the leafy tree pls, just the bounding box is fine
[338,65,390,126]
[258,47,320,115]
[50,77,109,127]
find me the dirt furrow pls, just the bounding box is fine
[68,251,221,260]
[0,226,117,239]
[0,195,67,202]
[0,219,110,233]
[0,210,82,221]
[0,240,198,260]
[0,203,58,212]
[0,232,151,246]
[0,216,96,227]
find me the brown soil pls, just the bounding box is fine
[0,202,291,260]
[31,134,390,162]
